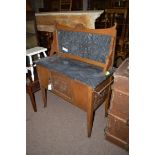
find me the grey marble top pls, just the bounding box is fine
[36,55,114,88]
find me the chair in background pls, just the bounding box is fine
[26,47,47,81]
[26,0,48,112]
[110,0,129,8]
[60,0,72,11]
[26,69,40,112]
[98,8,128,67]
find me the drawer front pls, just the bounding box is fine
[107,115,129,142]
[109,90,129,119]
[94,84,109,109]
[51,72,72,100]
[112,77,129,94]
[113,58,129,94]
[94,76,113,109]
[105,130,129,150]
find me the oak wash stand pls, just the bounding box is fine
[36,24,117,137]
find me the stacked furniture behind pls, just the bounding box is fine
[95,8,129,67]
[26,0,39,112]
[26,1,48,112]
[36,24,117,137]
[105,58,129,149]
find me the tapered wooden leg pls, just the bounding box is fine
[29,92,37,112]
[105,86,112,117]
[87,107,94,137]
[41,86,47,107]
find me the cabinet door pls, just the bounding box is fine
[50,71,72,101]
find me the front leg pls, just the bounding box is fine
[87,107,94,137]
[40,86,47,107]
[87,90,94,137]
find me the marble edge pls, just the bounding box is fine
[35,10,104,16]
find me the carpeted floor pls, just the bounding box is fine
[26,90,129,155]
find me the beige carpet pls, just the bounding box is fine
[26,90,129,155]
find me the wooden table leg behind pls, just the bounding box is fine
[105,86,112,117]
[105,77,113,117]
[28,91,37,112]
[41,86,47,107]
